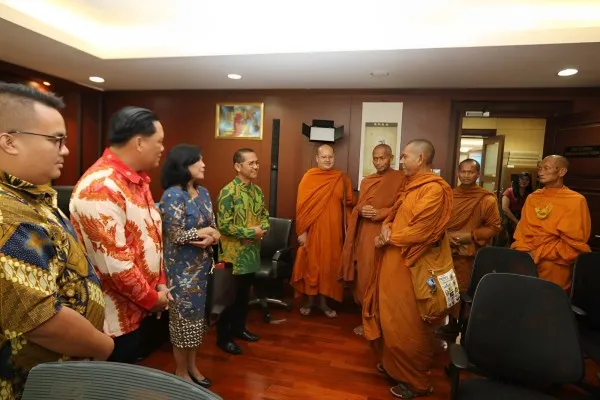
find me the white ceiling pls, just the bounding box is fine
[1,0,600,90]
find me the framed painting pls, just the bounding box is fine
[215,103,264,140]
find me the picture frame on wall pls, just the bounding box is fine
[215,103,264,140]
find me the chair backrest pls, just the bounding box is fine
[465,273,584,387]
[21,361,223,400]
[53,185,75,218]
[260,217,292,259]
[467,247,538,295]
[571,252,600,329]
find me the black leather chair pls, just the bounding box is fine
[571,252,600,369]
[449,273,593,399]
[53,185,75,218]
[457,247,538,340]
[249,217,294,322]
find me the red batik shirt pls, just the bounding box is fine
[70,149,165,337]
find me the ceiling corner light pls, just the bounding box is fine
[42,81,51,86]
[89,76,105,83]
[227,74,242,80]
[558,68,578,77]
[370,71,390,77]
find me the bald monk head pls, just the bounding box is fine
[372,144,393,174]
[316,144,335,171]
[399,139,435,177]
[538,155,568,188]
[457,158,481,187]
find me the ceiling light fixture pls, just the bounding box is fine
[227,74,242,80]
[460,147,471,153]
[370,71,390,77]
[42,81,51,86]
[557,68,578,77]
[89,76,105,83]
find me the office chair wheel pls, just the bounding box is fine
[262,311,271,323]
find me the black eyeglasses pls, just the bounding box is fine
[8,130,67,148]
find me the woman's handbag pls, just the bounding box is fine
[208,242,237,317]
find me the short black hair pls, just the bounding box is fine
[107,106,159,145]
[161,144,202,190]
[0,82,65,132]
[233,148,255,164]
[459,158,481,172]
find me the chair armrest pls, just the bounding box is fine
[449,344,470,370]
[273,247,293,262]
[460,291,472,304]
[571,305,587,317]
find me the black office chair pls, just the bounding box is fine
[22,361,222,400]
[53,185,75,218]
[457,247,538,340]
[571,252,600,368]
[249,217,294,322]
[449,273,591,400]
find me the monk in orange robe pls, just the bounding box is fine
[338,144,405,335]
[437,158,501,335]
[292,144,354,317]
[370,139,453,398]
[512,155,591,291]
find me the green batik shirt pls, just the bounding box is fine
[217,177,270,275]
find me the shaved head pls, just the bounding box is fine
[544,154,569,170]
[459,158,481,172]
[373,143,392,157]
[316,143,335,170]
[406,139,435,165]
[316,143,334,155]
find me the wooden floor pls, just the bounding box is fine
[138,300,600,400]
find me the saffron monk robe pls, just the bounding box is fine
[292,144,354,318]
[369,139,453,399]
[512,155,591,292]
[338,144,405,335]
[436,158,501,337]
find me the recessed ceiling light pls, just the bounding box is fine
[558,68,578,77]
[370,71,390,77]
[89,76,105,83]
[42,81,51,86]
[227,74,242,80]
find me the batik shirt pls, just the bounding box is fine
[0,172,104,400]
[70,149,165,337]
[217,177,269,275]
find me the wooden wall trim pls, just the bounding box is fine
[76,93,83,176]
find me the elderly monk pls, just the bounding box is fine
[437,158,501,335]
[512,155,591,291]
[339,144,405,335]
[292,144,354,318]
[369,139,453,399]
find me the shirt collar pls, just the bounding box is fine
[0,171,56,207]
[102,148,151,185]
[233,176,253,189]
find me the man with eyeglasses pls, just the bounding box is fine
[215,148,269,355]
[0,82,114,400]
[512,155,591,291]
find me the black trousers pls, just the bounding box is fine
[216,272,255,344]
[108,327,142,364]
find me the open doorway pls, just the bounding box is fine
[458,117,546,198]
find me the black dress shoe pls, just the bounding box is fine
[189,373,212,388]
[217,341,242,355]
[235,330,259,342]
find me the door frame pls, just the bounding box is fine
[480,135,506,198]
[448,101,573,186]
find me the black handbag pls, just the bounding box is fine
[208,243,237,317]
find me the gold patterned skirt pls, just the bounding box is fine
[168,306,208,349]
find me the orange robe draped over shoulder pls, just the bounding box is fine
[291,168,354,302]
[366,172,453,392]
[338,169,405,305]
[447,185,501,292]
[512,186,591,290]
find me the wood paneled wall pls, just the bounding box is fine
[103,89,600,219]
[3,60,600,219]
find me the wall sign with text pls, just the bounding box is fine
[564,146,600,158]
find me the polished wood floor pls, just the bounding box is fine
[138,300,600,400]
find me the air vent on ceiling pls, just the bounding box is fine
[465,111,490,117]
